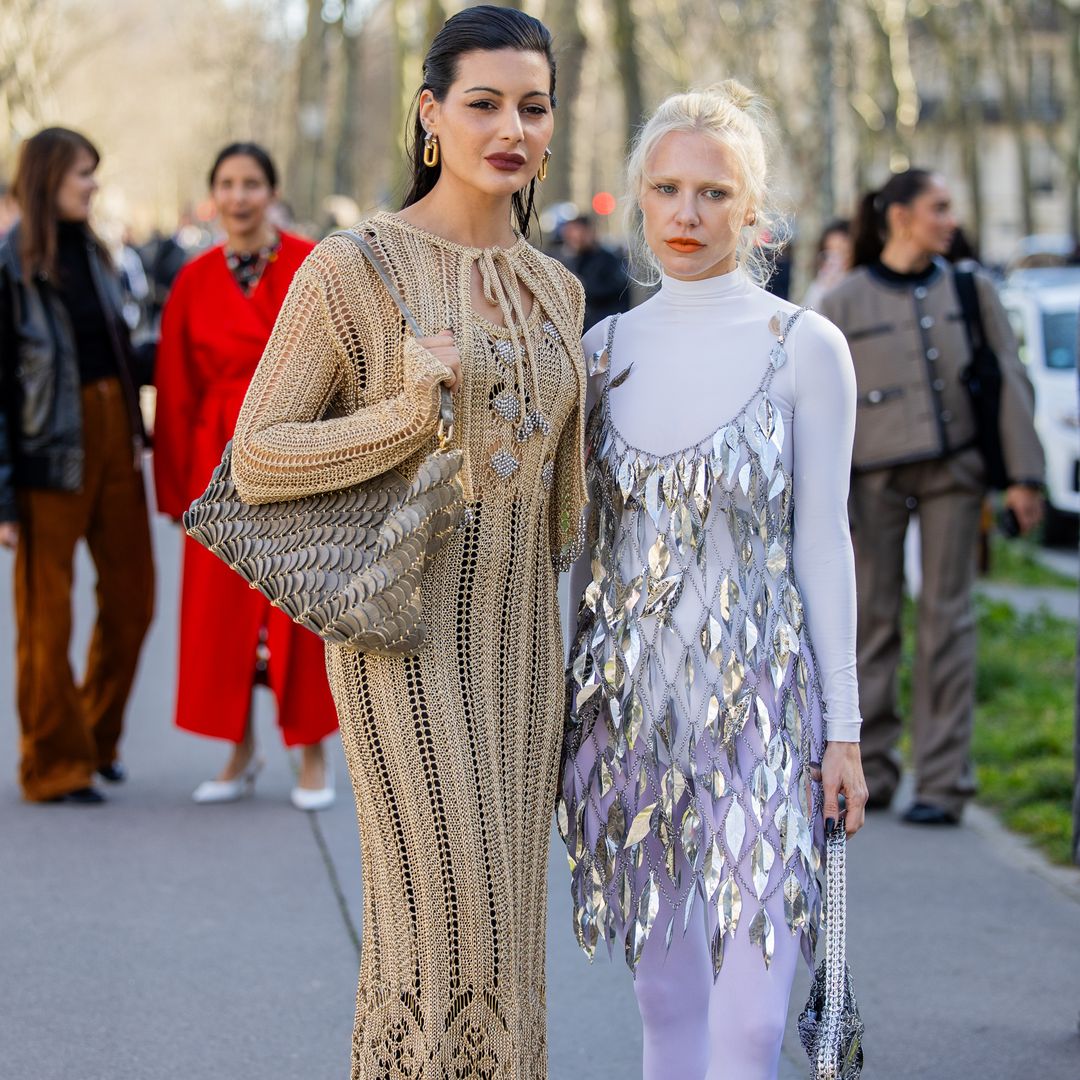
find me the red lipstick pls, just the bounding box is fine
[486,153,526,172]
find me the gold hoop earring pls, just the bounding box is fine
[538,148,551,183]
[423,132,440,169]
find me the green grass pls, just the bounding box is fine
[897,595,1076,864]
[985,533,1076,589]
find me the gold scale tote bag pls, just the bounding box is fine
[183,230,464,655]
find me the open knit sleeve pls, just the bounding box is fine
[232,241,452,504]
[548,266,589,569]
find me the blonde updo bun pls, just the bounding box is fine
[625,79,783,286]
[713,78,756,111]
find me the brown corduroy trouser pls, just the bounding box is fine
[849,447,985,818]
[14,378,154,801]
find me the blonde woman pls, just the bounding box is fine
[230,6,587,1076]
[560,82,867,1079]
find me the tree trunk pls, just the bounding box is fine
[424,0,446,49]
[810,0,836,223]
[289,0,331,225]
[543,0,586,207]
[333,14,364,199]
[986,2,1035,235]
[610,0,644,155]
[388,0,410,202]
[925,3,985,253]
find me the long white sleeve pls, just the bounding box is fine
[787,314,861,741]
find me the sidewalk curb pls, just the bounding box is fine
[967,801,1080,906]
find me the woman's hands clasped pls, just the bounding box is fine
[417,330,462,394]
[817,742,868,837]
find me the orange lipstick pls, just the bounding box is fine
[666,237,705,253]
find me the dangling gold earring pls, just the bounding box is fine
[538,148,551,183]
[423,132,440,168]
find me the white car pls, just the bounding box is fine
[998,268,1080,543]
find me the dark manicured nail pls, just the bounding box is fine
[825,817,835,834]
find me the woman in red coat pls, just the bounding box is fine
[154,143,338,809]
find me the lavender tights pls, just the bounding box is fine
[633,888,800,1080]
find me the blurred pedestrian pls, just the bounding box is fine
[560,213,630,330]
[229,6,588,1071]
[803,218,851,308]
[141,228,188,329]
[819,168,1045,825]
[153,143,338,809]
[561,80,866,1080]
[0,181,18,241]
[0,127,154,803]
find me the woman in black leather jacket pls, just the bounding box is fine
[0,127,155,804]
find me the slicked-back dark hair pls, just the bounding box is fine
[402,4,556,238]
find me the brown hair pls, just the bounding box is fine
[12,126,106,280]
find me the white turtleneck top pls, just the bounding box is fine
[573,268,862,742]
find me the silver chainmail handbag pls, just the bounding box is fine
[798,797,865,1078]
[183,230,463,656]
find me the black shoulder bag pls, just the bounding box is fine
[954,268,1010,490]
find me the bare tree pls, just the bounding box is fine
[0,0,58,172]
[610,0,645,153]
[289,0,334,225]
[543,0,587,205]
[332,3,366,200]
[983,0,1037,235]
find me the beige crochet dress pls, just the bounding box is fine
[232,214,587,1079]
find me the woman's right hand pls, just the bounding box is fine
[416,330,462,394]
[0,522,18,551]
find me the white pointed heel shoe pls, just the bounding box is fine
[291,757,335,812]
[192,756,264,804]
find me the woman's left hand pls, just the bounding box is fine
[818,742,868,837]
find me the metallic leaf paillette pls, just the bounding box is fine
[749,906,776,968]
[724,800,747,861]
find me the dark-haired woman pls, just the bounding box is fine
[819,169,1044,825]
[0,127,154,803]
[230,6,586,1073]
[154,144,338,809]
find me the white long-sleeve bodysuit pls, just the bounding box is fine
[559,268,861,1079]
[561,272,864,1080]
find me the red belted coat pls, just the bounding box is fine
[153,232,338,746]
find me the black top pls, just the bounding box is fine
[868,257,942,289]
[56,222,116,384]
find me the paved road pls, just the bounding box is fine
[2,511,1079,1079]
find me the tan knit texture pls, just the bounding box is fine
[233,213,587,1079]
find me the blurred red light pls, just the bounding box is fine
[592,192,616,216]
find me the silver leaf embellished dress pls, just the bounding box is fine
[560,269,861,981]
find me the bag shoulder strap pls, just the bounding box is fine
[954,267,990,357]
[334,228,423,338]
[333,228,453,435]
